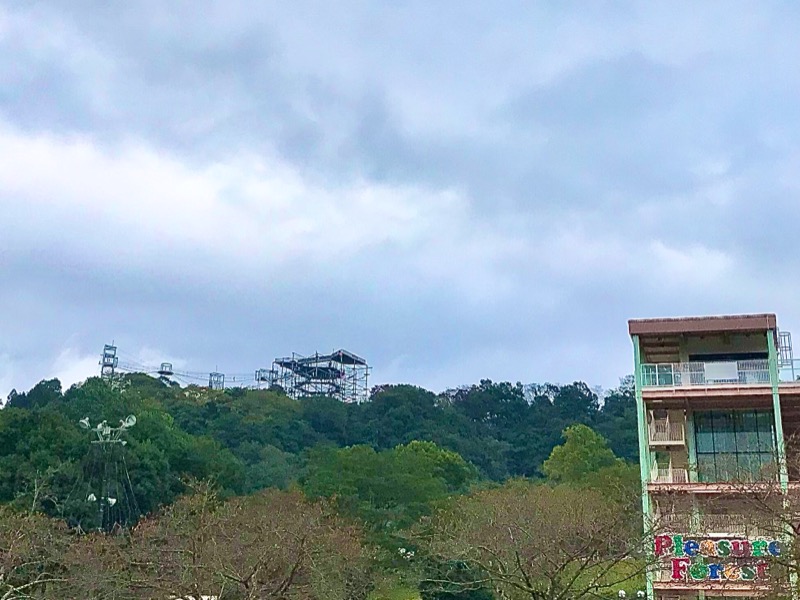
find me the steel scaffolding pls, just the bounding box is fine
[270,349,369,403]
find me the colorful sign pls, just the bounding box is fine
[654,535,780,582]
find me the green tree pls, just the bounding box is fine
[552,382,600,423]
[237,443,302,492]
[300,395,352,446]
[450,380,528,428]
[595,376,639,462]
[394,441,478,494]
[0,407,84,512]
[303,442,478,529]
[0,376,247,525]
[6,378,63,410]
[542,424,618,484]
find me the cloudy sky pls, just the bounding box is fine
[2,1,800,397]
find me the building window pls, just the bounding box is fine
[694,410,776,482]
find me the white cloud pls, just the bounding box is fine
[647,240,732,288]
[0,122,446,259]
[0,120,533,306]
[51,347,98,390]
[3,1,800,395]
[132,347,187,372]
[0,353,15,404]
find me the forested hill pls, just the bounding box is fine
[0,374,637,522]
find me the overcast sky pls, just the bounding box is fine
[2,1,800,397]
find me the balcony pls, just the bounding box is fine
[652,467,688,484]
[656,512,779,537]
[656,511,688,532]
[641,360,770,388]
[703,514,778,537]
[649,420,685,445]
[702,513,746,535]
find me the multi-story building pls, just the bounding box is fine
[629,313,799,599]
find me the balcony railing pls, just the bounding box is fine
[641,360,771,388]
[656,511,689,531]
[649,421,685,445]
[655,512,778,537]
[652,467,688,484]
[701,513,750,536]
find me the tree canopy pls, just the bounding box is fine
[0,372,642,600]
[0,374,638,526]
[542,423,619,483]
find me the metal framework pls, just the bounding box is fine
[158,362,174,379]
[255,368,277,389]
[77,415,140,532]
[270,349,370,403]
[779,330,795,380]
[96,343,368,397]
[100,344,118,381]
[208,372,225,390]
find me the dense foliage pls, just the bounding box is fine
[1,375,636,518]
[0,373,640,599]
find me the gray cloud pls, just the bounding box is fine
[3,1,800,397]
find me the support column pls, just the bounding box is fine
[685,409,697,483]
[633,335,654,600]
[768,329,796,599]
[768,330,788,491]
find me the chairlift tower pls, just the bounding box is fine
[100,344,118,381]
[77,415,140,533]
[208,372,225,390]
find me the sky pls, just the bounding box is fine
[2,1,800,397]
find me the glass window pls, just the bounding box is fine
[697,454,716,483]
[735,411,758,450]
[694,412,715,453]
[738,453,759,482]
[758,452,778,479]
[715,453,737,481]
[642,364,656,386]
[693,409,776,483]
[656,364,674,386]
[757,411,775,451]
[712,412,735,452]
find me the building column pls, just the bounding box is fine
[767,330,788,491]
[685,409,697,483]
[768,330,796,599]
[633,335,654,600]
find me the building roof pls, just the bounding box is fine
[628,313,777,337]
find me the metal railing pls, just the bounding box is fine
[641,360,770,388]
[652,467,688,484]
[655,512,778,537]
[655,511,689,531]
[700,513,750,536]
[701,515,777,536]
[649,421,684,444]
